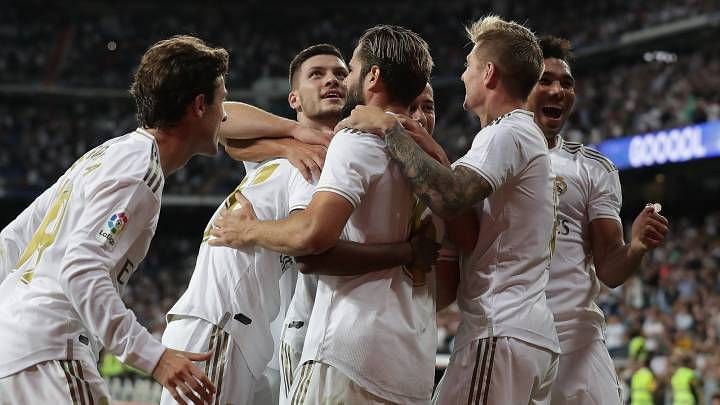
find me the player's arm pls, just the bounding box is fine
[221,101,331,146]
[223,137,326,182]
[435,243,460,310]
[210,190,352,256]
[294,229,439,277]
[444,211,479,253]
[337,106,493,219]
[59,177,215,403]
[212,130,390,258]
[590,174,669,288]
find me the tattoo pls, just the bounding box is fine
[384,122,492,218]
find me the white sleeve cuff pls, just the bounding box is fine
[122,330,166,375]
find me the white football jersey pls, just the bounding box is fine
[267,258,298,371]
[547,136,621,353]
[452,109,560,355]
[281,272,317,355]
[300,129,437,404]
[167,158,314,379]
[0,129,166,377]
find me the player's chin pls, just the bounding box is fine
[320,105,344,117]
[539,117,566,136]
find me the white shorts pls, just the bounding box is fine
[434,337,559,405]
[160,315,260,405]
[284,361,396,405]
[279,340,302,403]
[0,359,110,405]
[550,340,622,405]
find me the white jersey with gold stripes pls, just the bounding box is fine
[452,109,560,355]
[0,129,166,377]
[167,158,314,379]
[299,129,437,404]
[546,136,621,353]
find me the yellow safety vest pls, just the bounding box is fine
[671,367,696,405]
[631,367,656,405]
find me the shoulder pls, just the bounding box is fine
[491,110,544,144]
[561,141,617,173]
[92,131,163,194]
[332,128,386,149]
[327,128,388,167]
[239,158,294,190]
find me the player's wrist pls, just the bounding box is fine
[289,121,305,140]
[628,238,648,257]
[380,113,400,137]
[245,220,263,245]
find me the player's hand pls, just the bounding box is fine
[284,139,326,182]
[334,105,398,137]
[396,117,450,166]
[291,124,332,147]
[629,204,669,253]
[152,348,215,404]
[409,218,441,273]
[410,233,441,273]
[209,191,258,249]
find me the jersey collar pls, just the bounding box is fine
[550,135,564,152]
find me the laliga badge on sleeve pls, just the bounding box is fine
[95,212,129,250]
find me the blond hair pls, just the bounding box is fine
[466,15,543,100]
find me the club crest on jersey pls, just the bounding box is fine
[96,212,129,250]
[554,176,568,195]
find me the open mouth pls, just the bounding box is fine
[542,106,563,119]
[322,90,343,100]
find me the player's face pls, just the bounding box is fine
[409,84,436,136]
[199,77,228,156]
[527,58,576,137]
[293,54,348,122]
[341,46,367,118]
[461,45,486,113]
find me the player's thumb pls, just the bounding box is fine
[233,190,251,208]
[181,350,214,362]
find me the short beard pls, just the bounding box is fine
[341,78,365,119]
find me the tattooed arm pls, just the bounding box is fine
[384,121,492,218]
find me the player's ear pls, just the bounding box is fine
[366,65,381,91]
[288,90,302,112]
[191,93,207,118]
[484,62,499,89]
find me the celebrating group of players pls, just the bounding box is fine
[0,14,670,405]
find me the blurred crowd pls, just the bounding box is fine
[3,0,718,86]
[2,1,720,196]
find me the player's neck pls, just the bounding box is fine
[297,116,336,134]
[366,93,409,116]
[546,133,559,149]
[478,94,524,127]
[383,103,410,116]
[145,127,193,176]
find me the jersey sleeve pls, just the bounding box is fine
[0,181,61,282]
[587,166,622,223]
[452,126,526,192]
[58,175,165,374]
[288,168,317,213]
[314,129,388,208]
